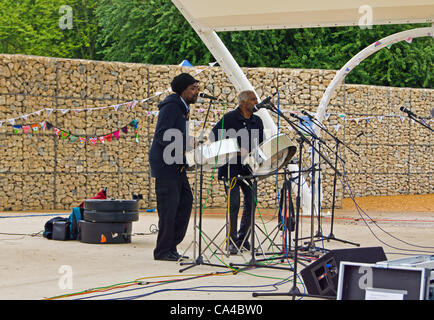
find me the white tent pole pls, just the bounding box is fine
[310,26,433,218]
[315,26,434,131]
[172,0,277,138]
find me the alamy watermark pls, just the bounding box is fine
[59,5,73,30]
[358,5,373,30]
[161,125,264,166]
[58,265,73,290]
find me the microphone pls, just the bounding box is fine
[400,106,418,118]
[199,92,218,100]
[253,92,277,112]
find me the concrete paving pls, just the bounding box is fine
[0,207,433,302]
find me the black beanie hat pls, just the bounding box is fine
[171,73,199,95]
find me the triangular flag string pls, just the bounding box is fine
[0,59,219,125]
[8,118,138,146]
[44,119,139,146]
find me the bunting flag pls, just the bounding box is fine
[113,130,120,140]
[69,135,78,143]
[22,125,31,134]
[0,59,217,127]
[8,119,138,146]
[60,131,70,140]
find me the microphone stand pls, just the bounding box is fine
[253,104,339,300]
[406,113,433,132]
[179,97,232,273]
[305,113,360,247]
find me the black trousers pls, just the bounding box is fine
[153,174,193,259]
[225,178,254,246]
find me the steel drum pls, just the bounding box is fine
[242,133,296,177]
[186,138,240,172]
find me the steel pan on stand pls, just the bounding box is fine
[242,133,296,178]
[185,138,240,172]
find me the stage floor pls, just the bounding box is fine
[0,194,433,302]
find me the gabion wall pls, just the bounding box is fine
[0,54,432,211]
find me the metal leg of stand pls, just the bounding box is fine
[179,161,233,272]
[230,176,294,272]
[324,142,360,247]
[253,138,306,299]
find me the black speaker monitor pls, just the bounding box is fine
[300,247,387,297]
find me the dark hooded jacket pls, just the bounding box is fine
[210,107,264,181]
[149,94,190,179]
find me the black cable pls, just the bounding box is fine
[336,153,434,253]
[132,224,158,236]
[0,230,44,240]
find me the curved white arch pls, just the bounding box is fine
[315,26,434,133]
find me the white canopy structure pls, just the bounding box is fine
[172,0,432,31]
[172,0,433,136]
[171,0,433,214]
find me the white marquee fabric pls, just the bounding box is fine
[172,0,433,31]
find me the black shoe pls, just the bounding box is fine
[154,252,180,261]
[171,250,189,260]
[228,243,238,255]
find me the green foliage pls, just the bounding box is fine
[95,0,211,64]
[94,1,433,88]
[0,0,432,88]
[0,0,98,59]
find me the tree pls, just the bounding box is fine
[95,0,212,64]
[0,0,98,60]
[1,0,432,88]
[95,0,432,88]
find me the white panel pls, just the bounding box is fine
[173,0,433,31]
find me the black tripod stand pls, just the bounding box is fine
[252,104,341,299]
[229,174,295,272]
[179,98,233,273]
[304,113,360,247]
[253,136,309,298]
[252,167,314,266]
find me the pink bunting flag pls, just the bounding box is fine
[22,125,30,134]
[113,130,120,140]
[98,136,105,144]
[89,137,97,145]
[54,127,61,136]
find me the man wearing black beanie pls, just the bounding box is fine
[149,72,199,261]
